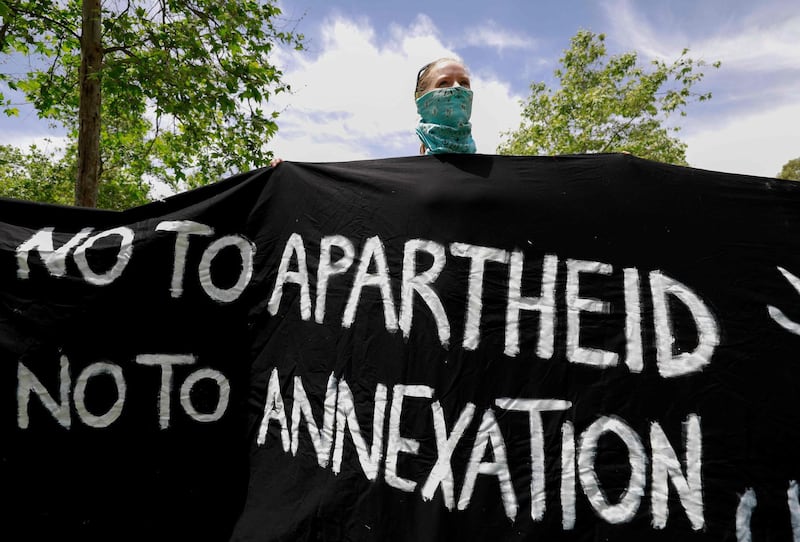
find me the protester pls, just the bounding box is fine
[269,56,476,167]
[414,57,476,155]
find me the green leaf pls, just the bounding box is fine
[498,29,720,166]
[2,0,304,208]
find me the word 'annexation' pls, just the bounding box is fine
[258,369,704,530]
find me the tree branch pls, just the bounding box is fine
[9,5,80,40]
[0,20,12,51]
[600,114,639,153]
[103,44,142,56]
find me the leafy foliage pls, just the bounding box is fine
[0,143,74,206]
[0,142,151,209]
[777,157,800,181]
[0,0,303,207]
[498,30,720,165]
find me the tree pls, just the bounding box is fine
[0,142,153,209]
[777,157,800,181]
[0,143,74,205]
[498,30,720,165]
[0,0,303,208]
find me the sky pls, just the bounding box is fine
[2,0,798,178]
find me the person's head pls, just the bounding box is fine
[414,57,477,155]
[414,58,471,100]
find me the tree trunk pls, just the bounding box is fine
[74,0,102,207]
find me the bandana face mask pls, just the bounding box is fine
[415,86,477,155]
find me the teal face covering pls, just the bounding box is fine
[416,86,477,154]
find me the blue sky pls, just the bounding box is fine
[2,0,798,178]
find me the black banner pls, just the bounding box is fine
[3,154,800,541]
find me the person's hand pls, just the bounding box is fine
[270,157,283,167]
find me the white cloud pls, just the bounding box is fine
[472,77,522,154]
[267,15,523,162]
[685,102,800,178]
[694,17,800,72]
[463,20,536,52]
[0,130,68,153]
[600,0,800,177]
[603,0,800,72]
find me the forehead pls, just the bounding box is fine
[429,61,469,79]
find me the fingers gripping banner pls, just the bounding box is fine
[2,154,800,541]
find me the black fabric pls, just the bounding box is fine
[2,154,800,541]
